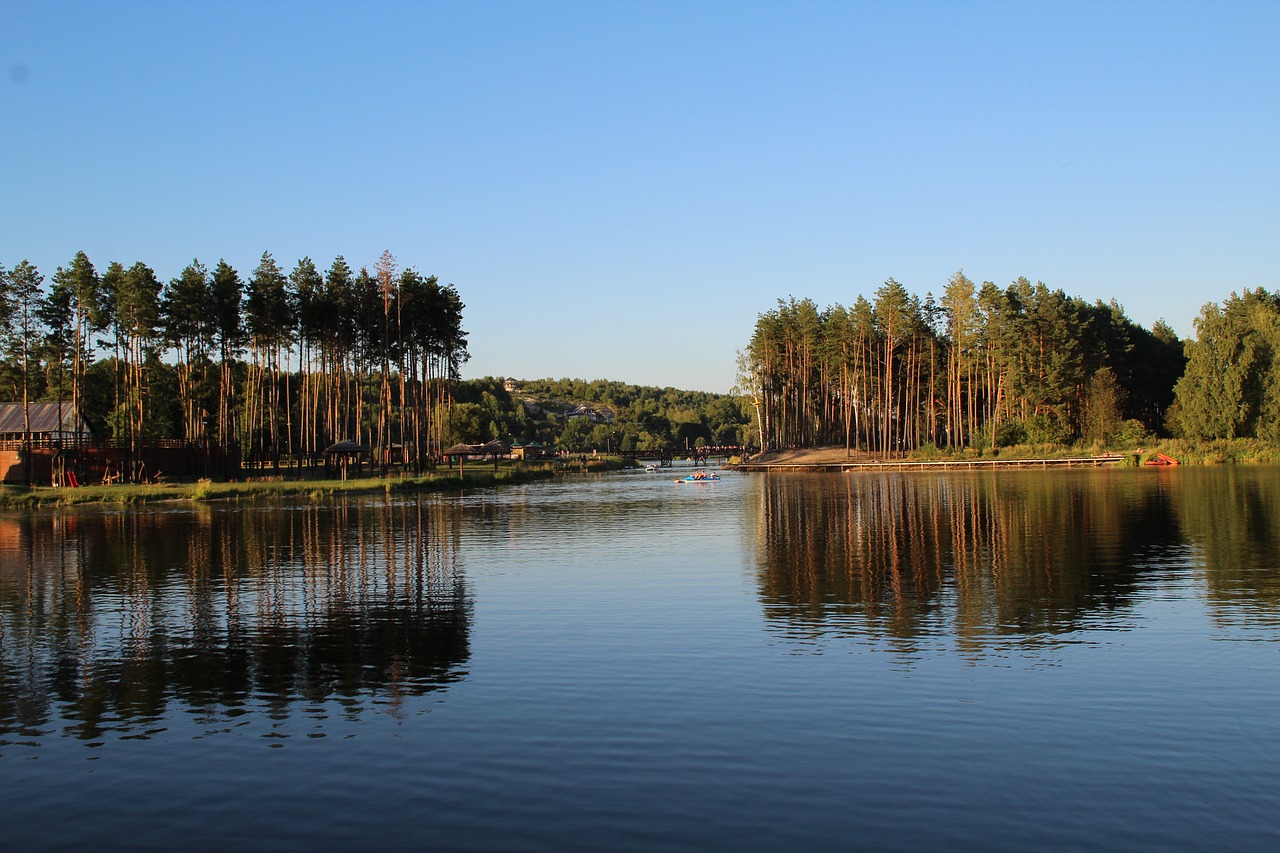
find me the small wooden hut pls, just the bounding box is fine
[512,441,547,460]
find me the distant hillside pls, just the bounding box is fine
[451,377,752,452]
[512,377,734,409]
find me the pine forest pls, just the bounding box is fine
[741,273,1280,454]
[3,253,1280,464]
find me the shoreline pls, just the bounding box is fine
[9,438,1278,509]
[0,467,559,511]
[733,439,1280,470]
[735,451,1128,472]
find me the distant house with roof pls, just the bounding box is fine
[564,404,612,424]
[0,401,92,444]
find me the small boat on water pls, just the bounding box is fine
[645,463,662,472]
[675,474,721,483]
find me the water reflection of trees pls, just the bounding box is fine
[1170,467,1280,631]
[754,471,1187,654]
[0,498,470,740]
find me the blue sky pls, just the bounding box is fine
[2,1,1276,393]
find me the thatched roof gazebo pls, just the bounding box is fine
[324,440,363,480]
[443,443,476,475]
[443,441,511,474]
[479,440,511,472]
[479,439,511,457]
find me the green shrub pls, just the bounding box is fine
[1023,414,1069,445]
[1115,419,1153,448]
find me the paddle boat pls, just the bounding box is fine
[675,471,721,483]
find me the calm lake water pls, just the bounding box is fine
[2,466,1279,850]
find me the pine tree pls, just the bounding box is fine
[210,260,244,447]
[49,251,101,446]
[245,251,294,468]
[163,259,214,442]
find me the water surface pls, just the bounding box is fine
[2,466,1279,850]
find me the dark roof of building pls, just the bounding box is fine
[324,440,362,455]
[0,402,87,435]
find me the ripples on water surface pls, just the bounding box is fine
[2,467,1279,850]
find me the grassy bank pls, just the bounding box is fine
[1133,438,1280,465]
[743,438,1280,468]
[922,438,1280,466]
[0,466,560,510]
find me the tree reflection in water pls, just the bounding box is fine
[0,498,470,741]
[1172,466,1280,632]
[752,469,1280,659]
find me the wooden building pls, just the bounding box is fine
[0,401,92,445]
[0,401,89,485]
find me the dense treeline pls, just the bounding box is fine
[0,251,752,462]
[0,251,467,466]
[1170,288,1280,442]
[449,376,753,452]
[12,252,1273,464]
[741,273,1187,453]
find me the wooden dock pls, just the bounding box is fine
[732,454,1128,473]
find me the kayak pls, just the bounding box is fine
[675,475,721,483]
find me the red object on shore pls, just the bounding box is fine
[1144,453,1179,466]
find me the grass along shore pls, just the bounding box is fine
[0,466,562,510]
[10,439,1274,510]
[742,437,1280,468]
